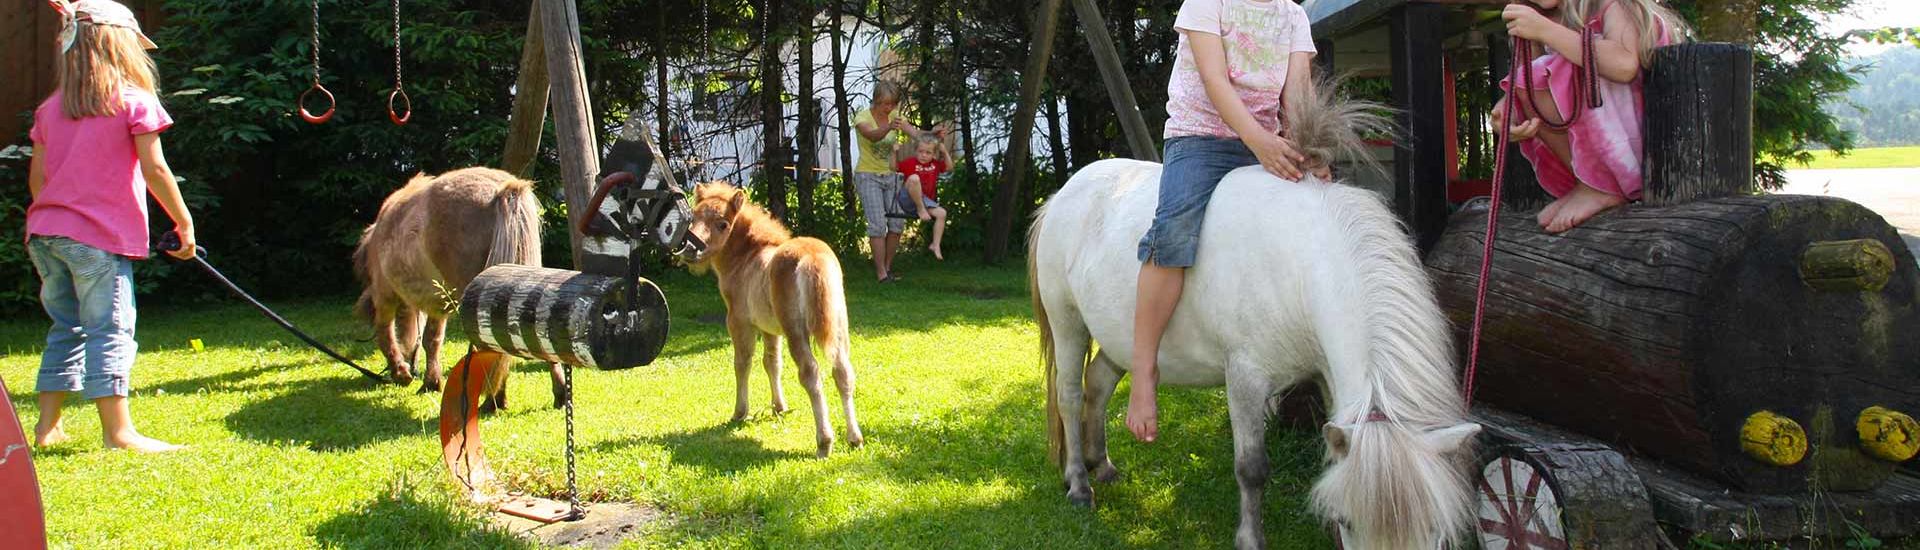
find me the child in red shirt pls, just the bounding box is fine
[895,135,952,260]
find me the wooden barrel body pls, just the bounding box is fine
[459,264,669,370]
[1427,195,1920,494]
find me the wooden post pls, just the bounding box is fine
[1389,4,1449,253]
[540,0,599,270]
[1069,0,1158,162]
[985,0,1066,263]
[501,7,549,177]
[1644,43,1754,205]
[1312,38,1334,78]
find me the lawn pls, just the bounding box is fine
[6,256,1914,549]
[1800,145,1920,169]
[3,256,1336,549]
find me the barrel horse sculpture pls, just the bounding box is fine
[1425,44,1920,547]
[439,121,689,522]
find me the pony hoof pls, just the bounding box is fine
[847,434,865,449]
[478,399,500,416]
[816,440,834,458]
[389,369,414,386]
[1093,464,1122,484]
[415,382,439,395]
[1066,489,1094,508]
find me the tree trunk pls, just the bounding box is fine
[1069,0,1157,161]
[539,0,599,270]
[501,7,548,177]
[1426,195,1920,495]
[985,0,1066,263]
[831,2,858,218]
[1044,89,1069,184]
[916,0,936,129]
[655,4,671,163]
[761,0,787,220]
[950,16,977,186]
[796,5,818,230]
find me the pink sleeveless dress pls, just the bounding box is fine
[1500,3,1672,200]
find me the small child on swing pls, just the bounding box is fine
[1494,0,1689,233]
[895,134,952,260]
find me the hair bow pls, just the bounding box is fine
[48,0,79,54]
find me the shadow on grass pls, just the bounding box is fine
[224,377,420,451]
[310,484,533,550]
[597,422,809,474]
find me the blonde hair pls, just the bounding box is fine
[56,22,158,119]
[1550,0,1691,67]
[872,80,903,106]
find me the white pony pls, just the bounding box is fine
[1029,81,1481,549]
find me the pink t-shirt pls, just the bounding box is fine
[27,88,173,258]
[1163,0,1317,139]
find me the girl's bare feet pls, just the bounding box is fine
[1543,183,1626,233]
[1125,380,1159,442]
[929,244,943,260]
[34,421,69,447]
[106,432,183,453]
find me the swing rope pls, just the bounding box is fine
[298,0,333,124]
[388,0,411,125]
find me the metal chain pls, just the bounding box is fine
[563,361,581,518]
[309,0,321,85]
[701,0,709,58]
[391,0,403,92]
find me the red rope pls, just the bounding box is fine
[1463,20,1601,402]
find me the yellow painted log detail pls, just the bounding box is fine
[1857,406,1919,463]
[1740,411,1807,467]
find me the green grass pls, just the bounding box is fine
[3,256,1336,549]
[1799,146,1920,169]
[5,257,1915,548]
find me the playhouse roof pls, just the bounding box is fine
[1304,0,1408,38]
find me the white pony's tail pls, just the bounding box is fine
[1292,73,1477,547]
[1030,202,1069,467]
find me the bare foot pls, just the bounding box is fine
[929,245,944,260]
[1125,381,1159,442]
[1544,183,1627,233]
[34,422,69,447]
[1537,194,1571,230]
[106,433,184,453]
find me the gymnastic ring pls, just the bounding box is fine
[388,88,412,126]
[298,84,336,125]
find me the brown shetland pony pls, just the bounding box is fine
[353,167,564,411]
[682,183,864,457]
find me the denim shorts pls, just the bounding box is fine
[1137,136,1261,267]
[855,172,906,237]
[28,235,138,399]
[895,188,940,212]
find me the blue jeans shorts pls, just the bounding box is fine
[28,235,138,399]
[1137,136,1260,267]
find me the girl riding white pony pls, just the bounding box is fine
[1030,78,1480,549]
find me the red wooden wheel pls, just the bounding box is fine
[388,89,412,126]
[298,83,335,124]
[1476,453,1570,550]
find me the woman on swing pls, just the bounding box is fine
[851,80,946,282]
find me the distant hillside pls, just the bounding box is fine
[1828,46,1920,147]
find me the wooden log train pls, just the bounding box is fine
[1381,42,1918,545]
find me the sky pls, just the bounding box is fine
[1820,0,1920,55]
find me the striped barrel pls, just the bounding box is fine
[458,264,669,370]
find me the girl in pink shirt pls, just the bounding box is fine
[25,0,195,453]
[1496,0,1688,232]
[1129,0,1321,442]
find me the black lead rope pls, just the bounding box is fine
[156,231,386,382]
